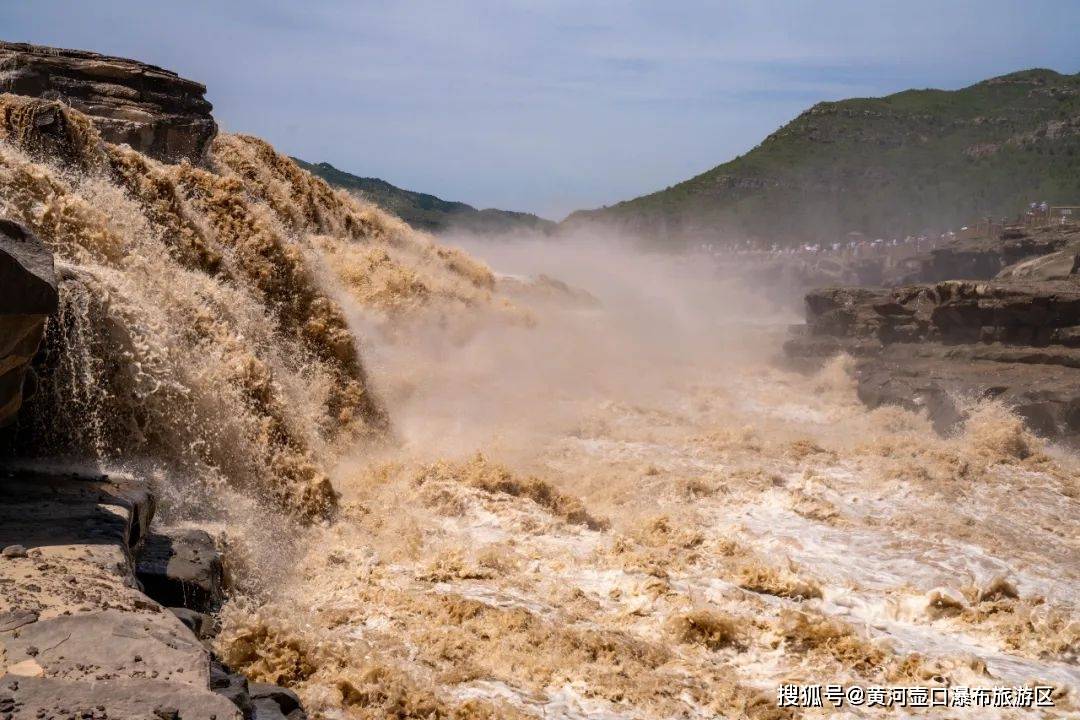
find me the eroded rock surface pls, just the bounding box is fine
[249,683,306,720]
[900,225,1080,284]
[0,467,239,719]
[0,41,216,164]
[786,279,1080,440]
[137,529,225,614]
[4,677,239,720]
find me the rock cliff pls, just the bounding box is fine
[898,226,1080,284]
[0,41,216,164]
[786,279,1080,440]
[0,220,57,427]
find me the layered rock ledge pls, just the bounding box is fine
[0,41,216,164]
[904,225,1080,284]
[0,468,239,719]
[785,280,1080,440]
[0,465,309,720]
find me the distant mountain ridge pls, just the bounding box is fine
[564,68,1080,247]
[293,159,554,235]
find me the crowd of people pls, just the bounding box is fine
[699,233,943,262]
[1021,200,1070,226]
[699,199,1074,262]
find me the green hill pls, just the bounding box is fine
[564,69,1080,248]
[293,159,554,235]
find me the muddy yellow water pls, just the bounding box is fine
[0,96,1075,719]
[218,242,1079,719]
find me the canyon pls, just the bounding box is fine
[0,41,1076,720]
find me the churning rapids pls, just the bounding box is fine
[1,96,1076,719]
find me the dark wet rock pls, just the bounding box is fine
[169,607,213,639]
[207,661,309,720]
[0,41,217,164]
[250,683,306,720]
[136,528,225,613]
[251,697,290,720]
[853,348,1080,436]
[0,220,57,428]
[0,220,57,315]
[210,659,252,718]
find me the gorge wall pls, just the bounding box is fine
[786,275,1080,441]
[0,40,504,719]
[0,41,216,164]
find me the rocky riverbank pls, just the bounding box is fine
[0,40,311,719]
[0,464,307,719]
[785,226,1080,441]
[0,467,234,719]
[739,223,1080,310]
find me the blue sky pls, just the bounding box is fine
[3,1,1079,219]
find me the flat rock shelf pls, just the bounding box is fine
[0,467,239,720]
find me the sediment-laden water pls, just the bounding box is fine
[218,253,1080,719]
[1,97,1076,719]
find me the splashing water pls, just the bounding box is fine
[0,93,496,581]
[1,95,1076,718]
[216,234,1078,719]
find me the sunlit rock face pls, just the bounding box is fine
[0,41,217,164]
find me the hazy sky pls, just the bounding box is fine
[3,1,1079,219]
